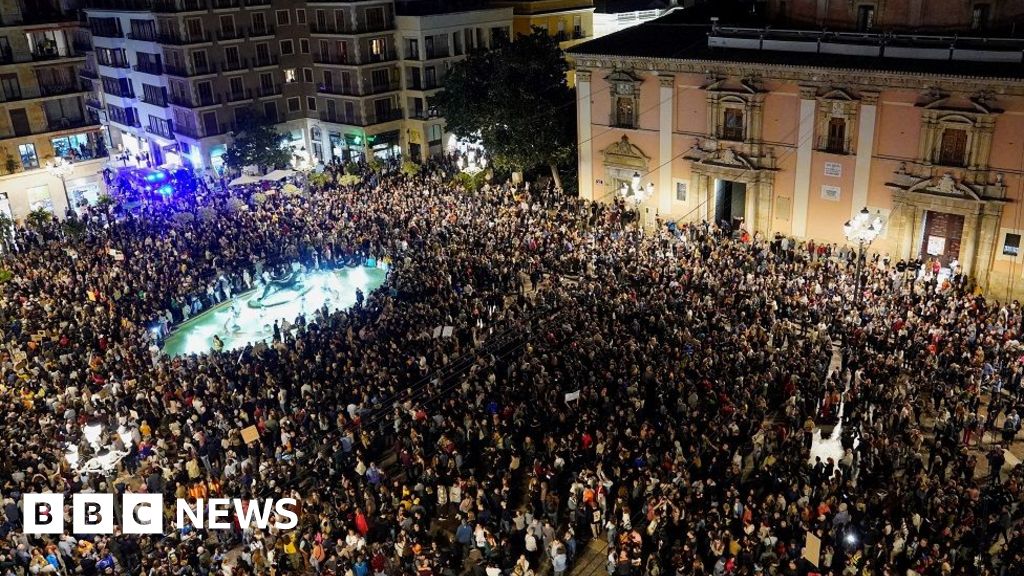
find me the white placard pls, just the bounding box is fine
[821,185,841,202]
[926,235,946,256]
[824,162,842,177]
[564,390,581,403]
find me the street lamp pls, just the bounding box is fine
[618,171,653,206]
[843,206,884,302]
[45,156,74,214]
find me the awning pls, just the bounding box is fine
[228,175,262,187]
[262,169,296,181]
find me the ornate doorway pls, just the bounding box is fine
[920,211,965,266]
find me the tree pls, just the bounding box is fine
[222,111,292,173]
[27,208,52,230]
[435,30,576,189]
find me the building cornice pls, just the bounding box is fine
[568,54,1024,96]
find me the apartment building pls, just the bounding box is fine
[0,0,106,218]
[395,4,514,162]
[83,0,315,173]
[490,0,594,49]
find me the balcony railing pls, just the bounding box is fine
[0,11,78,27]
[252,54,279,67]
[96,58,130,69]
[423,48,450,60]
[145,125,175,139]
[318,84,359,96]
[89,28,124,39]
[175,122,234,139]
[133,62,164,75]
[256,84,282,97]
[165,62,218,77]
[0,117,101,140]
[41,82,91,96]
[140,96,169,108]
[102,87,135,99]
[222,58,249,72]
[224,89,253,102]
[85,98,103,109]
[211,0,242,8]
[244,0,271,6]
[0,82,90,104]
[407,78,440,91]
[310,21,393,35]
[31,48,86,62]
[79,67,99,79]
[153,0,206,13]
[318,108,403,126]
[157,32,211,45]
[170,93,222,107]
[365,80,400,95]
[314,52,351,65]
[248,25,276,38]
[126,32,158,42]
[367,108,403,125]
[217,28,245,41]
[318,111,358,124]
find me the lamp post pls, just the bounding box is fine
[619,170,654,226]
[843,206,884,303]
[46,156,74,215]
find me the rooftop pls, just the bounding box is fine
[568,4,1024,80]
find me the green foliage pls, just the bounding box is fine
[452,171,487,192]
[401,161,421,178]
[222,111,292,172]
[96,193,115,212]
[308,172,331,189]
[435,30,576,184]
[343,162,359,175]
[3,150,17,175]
[0,212,13,254]
[252,192,268,205]
[0,269,12,284]
[62,218,87,239]
[26,208,52,229]
[338,174,362,187]
[367,157,383,174]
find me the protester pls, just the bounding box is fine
[0,156,1022,576]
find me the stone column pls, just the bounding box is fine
[577,70,593,200]
[961,211,979,278]
[975,211,1000,289]
[658,74,674,218]
[757,177,773,233]
[850,92,878,218]
[911,207,927,258]
[792,85,817,238]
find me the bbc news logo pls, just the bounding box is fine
[22,494,299,535]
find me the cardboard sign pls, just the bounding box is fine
[803,532,821,567]
[564,390,581,403]
[241,426,260,445]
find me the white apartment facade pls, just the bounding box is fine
[395,6,514,161]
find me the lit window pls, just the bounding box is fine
[284,68,296,83]
[18,143,39,169]
[1003,233,1021,257]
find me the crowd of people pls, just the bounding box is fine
[0,157,1022,576]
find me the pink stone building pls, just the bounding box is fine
[568,0,1024,301]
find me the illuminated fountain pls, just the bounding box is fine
[161,266,387,357]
